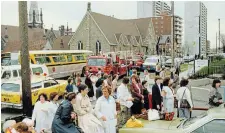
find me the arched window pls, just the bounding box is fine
[78,41,83,50]
[96,40,101,55]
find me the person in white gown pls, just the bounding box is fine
[75,84,104,133]
[95,86,117,133]
[32,93,50,133]
[48,92,59,131]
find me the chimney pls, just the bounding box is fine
[4,27,9,42]
[60,25,65,36]
[60,38,64,48]
[66,22,69,36]
[87,2,91,12]
[51,24,53,31]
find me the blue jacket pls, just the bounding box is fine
[66,84,73,92]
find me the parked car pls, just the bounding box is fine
[1,75,67,109]
[183,55,195,62]
[119,104,225,133]
[1,64,49,82]
[143,56,165,71]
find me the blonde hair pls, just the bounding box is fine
[22,118,34,127]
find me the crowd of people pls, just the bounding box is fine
[3,67,223,133]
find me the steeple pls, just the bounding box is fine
[40,8,43,29]
[28,1,43,28]
[33,10,36,28]
[87,2,91,12]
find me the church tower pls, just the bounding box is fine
[28,1,43,28]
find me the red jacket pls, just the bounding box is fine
[131,83,144,100]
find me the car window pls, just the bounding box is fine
[31,82,42,90]
[1,71,11,79]
[1,83,20,92]
[192,119,225,133]
[44,79,58,88]
[32,67,43,74]
[13,70,18,77]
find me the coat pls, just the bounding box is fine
[85,77,94,97]
[130,83,144,114]
[32,101,50,133]
[152,83,163,110]
[52,100,80,133]
[75,93,104,133]
[95,96,117,133]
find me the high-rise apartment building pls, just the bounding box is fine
[184,1,207,56]
[137,1,171,18]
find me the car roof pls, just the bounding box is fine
[1,75,54,85]
[2,64,46,70]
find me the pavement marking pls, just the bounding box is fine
[192,86,210,91]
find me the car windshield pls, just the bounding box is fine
[1,83,20,92]
[146,58,158,63]
[182,112,207,128]
[88,58,106,66]
[1,57,11,66]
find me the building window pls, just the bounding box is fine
[78,41,83,50]
[96,40,101,55]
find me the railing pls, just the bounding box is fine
[191,64,225,79]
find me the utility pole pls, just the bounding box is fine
[218,18,220,53]
[171,1,175,67]
[198,15,201,58]
[19,1,32,117]
[216,32,217,54]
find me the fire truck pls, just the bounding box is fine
[86,51,132,76]
[130,53,144,71]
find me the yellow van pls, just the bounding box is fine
[1,75,67,109]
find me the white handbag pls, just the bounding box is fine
[148,109,160,121]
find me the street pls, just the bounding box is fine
[2,71,220,122]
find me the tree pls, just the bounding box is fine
[220,34,225,53]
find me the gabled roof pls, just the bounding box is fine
[52,35,72,50]
[90,12,140,45]
[1,25,47,52]
[125,17,152,38]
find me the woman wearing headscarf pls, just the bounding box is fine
[52,93,80,133]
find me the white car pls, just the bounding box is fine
[143,57,160,71]
[1,64,49,82]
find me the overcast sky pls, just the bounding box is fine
[1,1,225,48]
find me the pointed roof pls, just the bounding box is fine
[158,35,171,45]
[90,12,140,44]
[52,35,72,50]
[1,25,47,52]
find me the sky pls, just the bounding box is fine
[1,1,225,49]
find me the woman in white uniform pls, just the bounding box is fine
[95,86,117,133]
[32,93,50,133]
[48,92,59,131]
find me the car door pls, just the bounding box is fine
[31,82,43,105]
[41,79,60,99]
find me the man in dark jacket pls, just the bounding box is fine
[152,76,163,111]
[95,73,105,99]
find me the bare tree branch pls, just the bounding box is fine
[220,34,225,52]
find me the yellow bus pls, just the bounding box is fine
[2,50,93,78]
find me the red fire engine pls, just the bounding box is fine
[86,51,132,76]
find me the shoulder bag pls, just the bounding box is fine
[180,89,191,108]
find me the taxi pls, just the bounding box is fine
[1,75,67,109]
[119,104,225,133]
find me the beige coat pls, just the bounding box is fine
[75,93,104,133]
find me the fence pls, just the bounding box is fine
[191,64,225,79]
